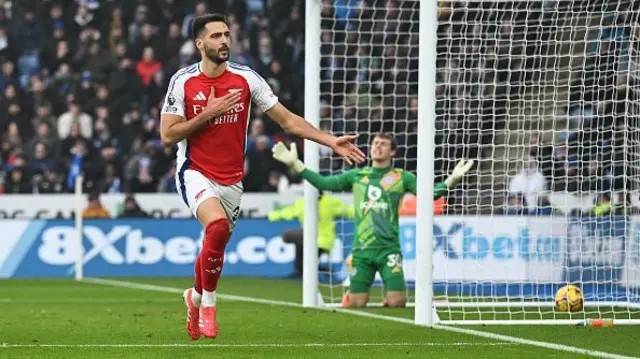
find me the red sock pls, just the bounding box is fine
[194,255,202,294]
[201,218,229,292]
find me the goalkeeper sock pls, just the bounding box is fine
[201,218,229,307]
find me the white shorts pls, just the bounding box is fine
[176,169,243,231]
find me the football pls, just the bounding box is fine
[554,284,584,312]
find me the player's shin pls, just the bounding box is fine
[201,218,230,307]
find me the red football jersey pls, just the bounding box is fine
[161,62,278,185]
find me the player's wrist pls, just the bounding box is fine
[326,135,343,152]
[291,160,305,174]
[444,177,452,188]
[444,176,459,189]
[203,107,221,119]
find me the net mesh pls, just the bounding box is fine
[316,0,640,322]
[318,0,421,307]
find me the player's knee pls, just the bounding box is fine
[349,293,369,308]
[385,297,406,308]
[349,300,368,308]
[205,218,230,253]
[385,292,406,308]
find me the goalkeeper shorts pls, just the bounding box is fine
[349,248,405,294]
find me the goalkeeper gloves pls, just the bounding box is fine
[272,142,305,174]
[444,159,474,188]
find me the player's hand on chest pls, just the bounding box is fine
[188,84,248,123]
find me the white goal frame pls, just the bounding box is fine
[302,0,640,326]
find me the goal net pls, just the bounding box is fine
[309,0,640,325]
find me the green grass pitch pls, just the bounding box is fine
[0,277,639,358]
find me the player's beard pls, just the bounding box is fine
[204,45,229,64]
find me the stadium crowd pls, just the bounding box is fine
[0,0,637,218]
[504,1,640,216]
[0,0,309,195]
[0,0,453,200]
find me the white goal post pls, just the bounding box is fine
[74,175,84,282]
[303,0,640,326]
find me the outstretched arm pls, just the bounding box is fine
[247,68,364,165]
[266,104,365,165]
[272,142,356,191]
[403,172,448,199]
[300,168,357,192]
[403,159,474,198]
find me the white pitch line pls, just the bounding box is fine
[82,278,638,359]
[84,278,302,308]
[0,342,514,349]
[431,325,637,359]
[83,278,184,295]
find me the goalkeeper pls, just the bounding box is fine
[272,133,473,308]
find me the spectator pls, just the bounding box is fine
[28,142,57,174]
[61,122,88,159]
[33,171,64,194]
[108,58,142,117]
[27,121,59,159]
[130,23,160,61]
[73,4,94,30]
[163,23,185,69]
[15,10,42,87]
[125,142,158,193]
[500,193,528,216]
[4,167,31,194]
[0,61,17,92]
[92,117,118,151]
[508,156,547,209]
[57,101,93,139]
[2,122,23,158]
[0,27,17,65]
[128,5,149,44]
[136,47,162,86]
[74,72,95,107]
[118,194,148,218]
[97,163,121,193]
[157,165,177,193]
[529,196,558,216]
[245,119,267,153]
[120,104,144,153]
[86,85,111,116]
[81,191,110,219]
[588,192,613,216]
[244,135,277,192]
[31,104,57,135]
[43,38,70,75]
[182,2,208,39]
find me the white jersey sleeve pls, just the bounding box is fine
[248,72,279,112]
[228,63,279,112]
[161,67,193,118]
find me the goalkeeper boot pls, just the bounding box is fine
[199,306,219,339]
[182,288,201,340]
[341,292,351,308]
